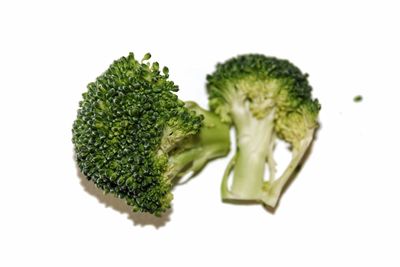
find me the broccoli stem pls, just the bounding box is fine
[220,99,315,208]
[230,148,266,198]
[267,133,277,183]
[227,100,275,200]
[262,130,314,207]
[221,155,236,198]
[167,147,204,179]
[167,102,230,180]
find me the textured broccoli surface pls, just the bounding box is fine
[73,53,230,215]
[207,54,320,207]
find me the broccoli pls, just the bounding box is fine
[353,95,363,102]
[206,54,320,208]
[72,53,230,216]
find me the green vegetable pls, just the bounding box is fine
[353,95,363,102]
[72,53,230,215]
[207,54,320,207]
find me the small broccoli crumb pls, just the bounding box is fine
[353,95,363,102]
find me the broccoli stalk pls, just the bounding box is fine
[166,102,231,181]
[208,54,320,208]
[222,94,275,198]
[222,102,315,207]
[262,130,314,206]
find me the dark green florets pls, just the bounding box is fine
[72,53,202,215]
[207,54,312,100]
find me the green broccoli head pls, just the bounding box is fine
[73,53,230,215]
[207,54,320,207]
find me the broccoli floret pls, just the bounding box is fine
[207,54,320,208]
[73,53,230,216]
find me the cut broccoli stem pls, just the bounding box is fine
[228,100,276,200]
[221,155,236,198]
[167,147,206,180]
[230,149,265,198]
[267,133,277,183]
[220,101,314,207]
[167,102,231,180]
[262,130,314,207]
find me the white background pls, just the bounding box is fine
[1,0,399,266]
